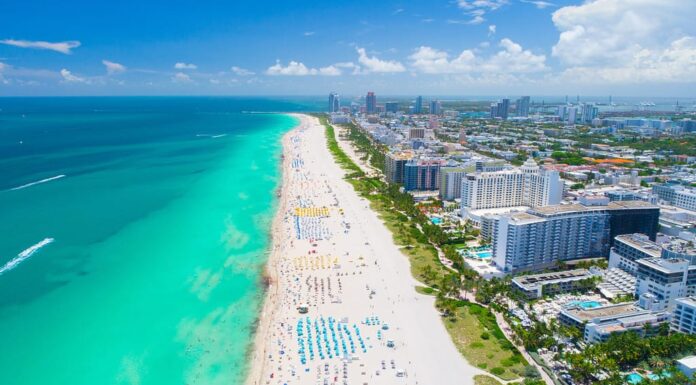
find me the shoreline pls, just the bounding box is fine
[245,114,299,385]
[245,113,483,385]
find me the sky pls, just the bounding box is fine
[0,0,695,97]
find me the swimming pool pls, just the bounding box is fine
[626,373,644,384]
[430,217,442,225]
[465,248,492,259]
[474,251,492,259]
[567,300,603,310]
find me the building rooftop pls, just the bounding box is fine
[636,257,690,274]
[676,297,696,307]
[387,151,414,160]
[513,269,591,289]
[614,234,662,257]
[564,302,641,322]
[532,200,658,217]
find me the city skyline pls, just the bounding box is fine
[1,0,695,96]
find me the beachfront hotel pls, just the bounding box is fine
[491,200,660,273]
[460,158,563,213]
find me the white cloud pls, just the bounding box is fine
[60,68,87,83]
[456,0,508,23]
[559,36,696,84]
[552,0,695,66]
[551,0,696,83]
[488,25,497,36]
[230,66,255,76]
[102,60,126,75]
[410,46,477,74]
[172,72,193,83]
[521,0,555,9]
[457,0,507,10]
[0,39,80,54]
[409,38,547,74]
[265,61,342,76]
[174,62,197,70]
[303,31,315,36]
[356,47,406,73]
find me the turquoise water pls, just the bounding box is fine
[566,301,602,310]
[0,97,306,385]
[430,217,442,225]
[466,247,492,260]
[626,373,644,384]
[474,251,492,259]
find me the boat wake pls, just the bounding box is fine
[10,175,66,191]
[196,134,227,139]
[0,238,54,275]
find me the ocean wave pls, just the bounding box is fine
[9,175,66,191]
[0,238,54,275]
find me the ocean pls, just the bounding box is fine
[0,97,314,385]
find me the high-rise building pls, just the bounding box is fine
[439,168,467,200]
[490,103,499,119]
[366,91,377,114]
[404,160,442,191]
[516,96,530,117]
[581,103,598,123]
[328,92,340,113]
[408,127,425,139]
[414,96,423,114]
[567,107,577,124]
[385,102,399,113]
[460,158,563,211]
[557,105,567,120]
[429,100,442,115]
[635,258,696,311]
[491,201,659,273]
[384,152,413,185]
[671,297,696,334]
[499,98,510,120]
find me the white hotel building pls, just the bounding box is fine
[460,158,563,216]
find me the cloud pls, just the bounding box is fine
[172,72,193,83]
[393,8,404,15]
[60,68,87,83]
[230,66,255,76]
[456,0,508,23]
[303,31,315,36]
[551,0,695,66]
[521,0,555,9]
[488,24,497,36]
[102,60,126,75]
[0,62,6,84]
[174,62,197,70]
[409,38,547,74]
[356,47,405,73]
[551,0,696,83]
[0,39,80,54]
[559,36,696,84]
[265,61,342,76]
[457,0,507,10]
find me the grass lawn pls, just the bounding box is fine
[474,375,503,385]
[415,286,436,295]
[321,113,526,382]
[443,303,526,381]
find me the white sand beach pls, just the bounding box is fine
[246,114,483,385]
